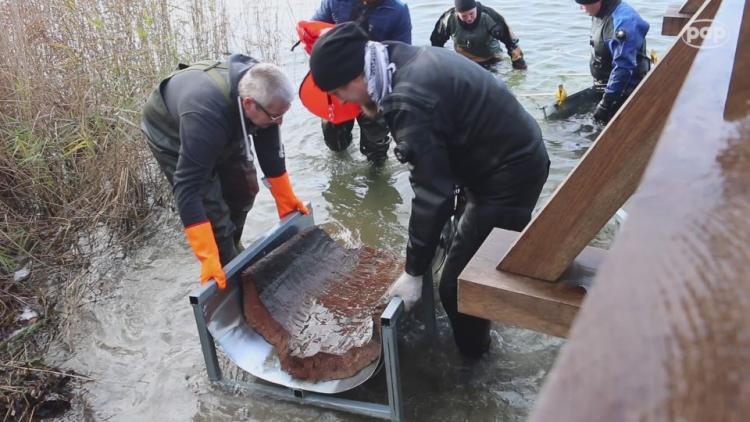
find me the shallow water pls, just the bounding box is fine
[50,1,674,420]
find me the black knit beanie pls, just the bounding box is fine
[310,22,369,91]
[455,0,477,12]
[574,0,599,4]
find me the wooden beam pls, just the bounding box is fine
[681,0,707,13]
[725,0,750,119]
[664,1,711,36]
[530,0,750,419]
[663,3,693,36]
[497,0,722,282]
[458,229,603,338]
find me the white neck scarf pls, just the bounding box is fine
[236,96,254,164]
[364,41,396,107]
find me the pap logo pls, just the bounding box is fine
[681,19,728,49]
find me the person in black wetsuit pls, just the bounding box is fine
[577,0,651,123]
[430,0,527,69]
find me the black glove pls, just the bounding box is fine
[393,141,414,164]
[512,57,527,70]
[509,47,527,70]
[593,93,619,124]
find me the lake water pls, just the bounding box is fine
[50,1,675,420]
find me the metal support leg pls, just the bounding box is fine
[190,298,222,382]
[381,297,404,422]
[219,379,392,419]
[422,271,437,337]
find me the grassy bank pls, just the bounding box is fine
[0,0,281,418]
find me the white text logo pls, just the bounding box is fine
[681,19,729,49]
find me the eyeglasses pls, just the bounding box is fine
[253,99,284,122]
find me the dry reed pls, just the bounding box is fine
[0,0,283,418]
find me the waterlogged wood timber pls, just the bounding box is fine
[531,0,750,419]
[497,0,723,282]
[240,227,401,382]
[459,229,602,338]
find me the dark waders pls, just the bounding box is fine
[141,61,260,265]
[438,144,550,357]
[322,114,391,163]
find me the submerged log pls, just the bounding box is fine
[240,227,401,382]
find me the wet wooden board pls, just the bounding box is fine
[531,0,750,419]
[241,227,402,382]
[663,0,708,35]
[458,228,604,338]
[663,3,694,36]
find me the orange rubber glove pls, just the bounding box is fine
[184,221,227,289]
[266,172,310,218]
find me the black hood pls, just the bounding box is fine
[596,0,622,18]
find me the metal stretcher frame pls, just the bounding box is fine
[189,207,437,421]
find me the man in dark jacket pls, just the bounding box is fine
[309,23,550,357]
[141,55,308,290]
[311,0,412,163]
[431,0,527,69]
[577,0,650,123]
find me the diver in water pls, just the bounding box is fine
[577,0,651,123]
[430,0,527,69]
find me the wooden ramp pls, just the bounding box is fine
[460,0,750,418]
[460,0,724,335]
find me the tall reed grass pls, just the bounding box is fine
[0,0,222,271]
[0,0,283,417]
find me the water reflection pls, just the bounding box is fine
[321,153,406,252]
[50,1,677,421]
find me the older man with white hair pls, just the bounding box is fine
[141,54,308,290]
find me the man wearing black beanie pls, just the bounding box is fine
[309,24,369,94]
[431,0,527,69]
[311,22,550,358]
[575,0,651,123]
